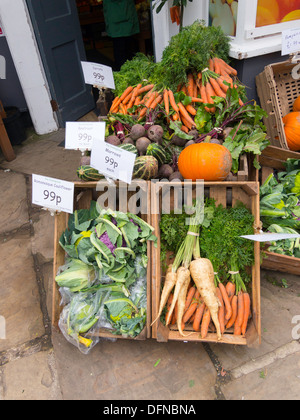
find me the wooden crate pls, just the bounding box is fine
[259,145,300,275]
[52,180,153,340]
[256,58,300,149]
[151,181,261,348]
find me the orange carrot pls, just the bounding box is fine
[213,57,221,75]
[200,81,209,112]
[137,84,154,96]
[219,283,232,322]
[183,301,198,323]
[163,89,170,115]
[205,81,216,113]
[217,76,230,93]
[119,86,134,102]
[181,115,192,130]
[239,98,244,107]
[119,103,127,114]
[218,58,238,76]
[190,97,203,103]
[226,295,238,329]
[127,83,142,109]
[149,94,163,109]
[181,126,189,134]
[187,73,195,98]
[236,291,245,328]
[210,77,226,99]
[178,102,195,128]
[225,282,236,302]
[181,85,187,95]
[201,306,211,339]
[216,287,225,334]
[193,302,205,332]
[234,319,242,336]
[168,90,179,113]
[122,90,134,105]
[241,292,251,335]
[184,286,196,312]
[138,92,157,119]
[209,58,214,72]
[185,104,197,116]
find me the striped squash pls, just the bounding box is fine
[146,143,167,166]
[77,165,103,182]
[119,143,139,156]
[133,156,159,180]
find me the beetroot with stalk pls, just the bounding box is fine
[147,125,164,144]
[136,137,151,155]
[106,135,121,146]
[114,121,125,142]
[130,124,146,141]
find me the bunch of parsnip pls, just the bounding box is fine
[152,199,222,340]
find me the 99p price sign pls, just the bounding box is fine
[81,61,115,90]
[91,141,136,184]
[32,174,74,214]
[65,121,106,151]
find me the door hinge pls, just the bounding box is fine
[50,99,58,112]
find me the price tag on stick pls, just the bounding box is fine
[90,141,136,184]
[65,121,106,151]
[81,61,115,90]
[32,174,74,214]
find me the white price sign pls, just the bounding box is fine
[65,121,106,150]
[81,61,115,90]
[282,29,300,56]
[32,174,74,214]
[90,141,136,184]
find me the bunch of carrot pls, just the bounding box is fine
[109,56,240,134]
[165,279,251,339]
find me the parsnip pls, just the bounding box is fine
[166,266,190,326]
[175,267,191,336]
[189,258,222,340]
[151,265,177,326]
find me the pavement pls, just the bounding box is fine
[0,113,300,401]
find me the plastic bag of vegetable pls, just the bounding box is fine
[55,258,97,292]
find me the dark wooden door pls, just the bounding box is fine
[26,0,95,126]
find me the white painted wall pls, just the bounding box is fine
[0,0,58,135]
[151,0,209,62]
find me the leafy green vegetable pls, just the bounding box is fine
[194,85,269,172]
[200,202,255,290]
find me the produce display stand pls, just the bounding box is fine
[259,145,300,275]
[52,180,153,341]
[151,181,261,348]
[256,57,300,149]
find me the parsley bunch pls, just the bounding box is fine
[200,202,255,291]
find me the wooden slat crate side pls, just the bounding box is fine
[52,181,153,340]
[256,60,300,150]
[151,181,261,347]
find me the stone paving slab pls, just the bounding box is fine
[0,232,45,352]
[0,349,62,400]
[52,330,217,400]
[0,170,29,235]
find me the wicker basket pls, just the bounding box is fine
[256,57,300,150]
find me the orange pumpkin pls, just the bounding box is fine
[283,112,300,151]
[177,142,232,181]
[293,96,300,112]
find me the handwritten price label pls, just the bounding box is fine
[282,29,300,56]
[90,141,136,184]
[81,61,115,90]
[32,174,74,214]
[65,121,106,151]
